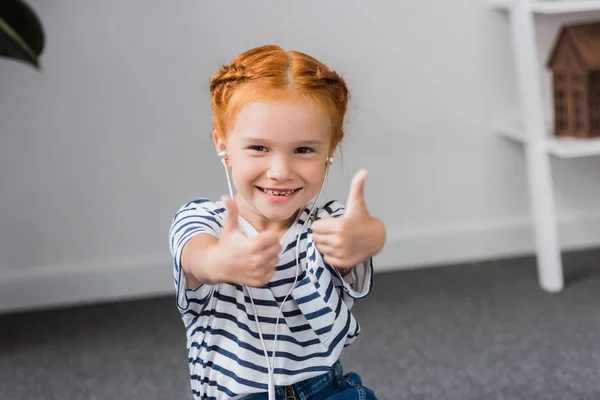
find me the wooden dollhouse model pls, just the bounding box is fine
[547,21,600,138]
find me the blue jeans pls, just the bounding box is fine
[241,360,377,400]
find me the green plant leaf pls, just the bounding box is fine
[0,0,45,69]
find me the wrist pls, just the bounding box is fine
[368,217,386,257]
[198,243,225,285]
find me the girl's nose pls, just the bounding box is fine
[266,156,293,181]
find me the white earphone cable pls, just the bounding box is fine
[268,165,329,394]
[219,152,333,400]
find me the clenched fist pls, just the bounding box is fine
[312,169,386,269]
[215,195,281,287]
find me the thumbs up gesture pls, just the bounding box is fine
[215,195,281,287]
[312,170,386,269]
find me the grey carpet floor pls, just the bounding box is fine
[2,250,600,400]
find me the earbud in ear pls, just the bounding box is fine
[217,151,229,167]
[326,147,338,166]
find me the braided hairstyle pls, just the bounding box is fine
[209,45,349,157]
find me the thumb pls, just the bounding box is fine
[221,195,240,234]
[346,169,369,213]
[256,230,280,248]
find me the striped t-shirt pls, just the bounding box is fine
[168,198,373,400]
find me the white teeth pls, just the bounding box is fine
[262,188,295,196]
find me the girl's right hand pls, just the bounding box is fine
[212,195,280,287]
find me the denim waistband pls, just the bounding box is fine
[241,360,343,399]
[290,360,343,397]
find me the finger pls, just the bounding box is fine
[264,267,276,282]
[324,254,355,269]
[255,231,280,250]
[263,241,282,262]
[311,218,341,235]
[248,279,269,288]
[322,254,345,268]
[314,243,337,257]
[221,195,239,233]
[346,169,368,213]
[312,233,338,249]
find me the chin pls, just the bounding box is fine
[260,207,301,222]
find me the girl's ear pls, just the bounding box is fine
[213,130,230,167]
[212,130,227,153]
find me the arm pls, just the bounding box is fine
[169,199,223,311]
[173,196,280,289]
[180,233,220,288]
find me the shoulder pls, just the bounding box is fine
[171,198,226,226]
[176,198,223,214]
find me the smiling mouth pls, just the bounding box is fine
[256,187,301,196]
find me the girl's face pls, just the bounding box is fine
[216,98,332,232]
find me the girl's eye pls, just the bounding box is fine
[295,147,314,154]
[248,145,268,152]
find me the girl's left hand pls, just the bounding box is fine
[312,169,386,269]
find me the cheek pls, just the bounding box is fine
[230,157,262,186]
[231,168,252,187]
[302,162,327,184]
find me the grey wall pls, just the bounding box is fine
[2,1,600,312]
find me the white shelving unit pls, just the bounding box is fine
[498,123,600,158]
[492,0,600,292]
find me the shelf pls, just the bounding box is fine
[488,0,600,292]
[497,124,600,157]
[491,0,600,14]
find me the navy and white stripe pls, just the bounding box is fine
[168,199,373,400]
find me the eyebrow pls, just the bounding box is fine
[240,138,326,146]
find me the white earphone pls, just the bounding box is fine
[217,150,228,165]
[215,147,334,400]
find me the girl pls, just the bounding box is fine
[169,44,385,400]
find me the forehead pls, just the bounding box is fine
[229,99,331,144]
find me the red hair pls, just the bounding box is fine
[209,45,350,156]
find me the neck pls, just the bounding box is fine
[234,196,300,235]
